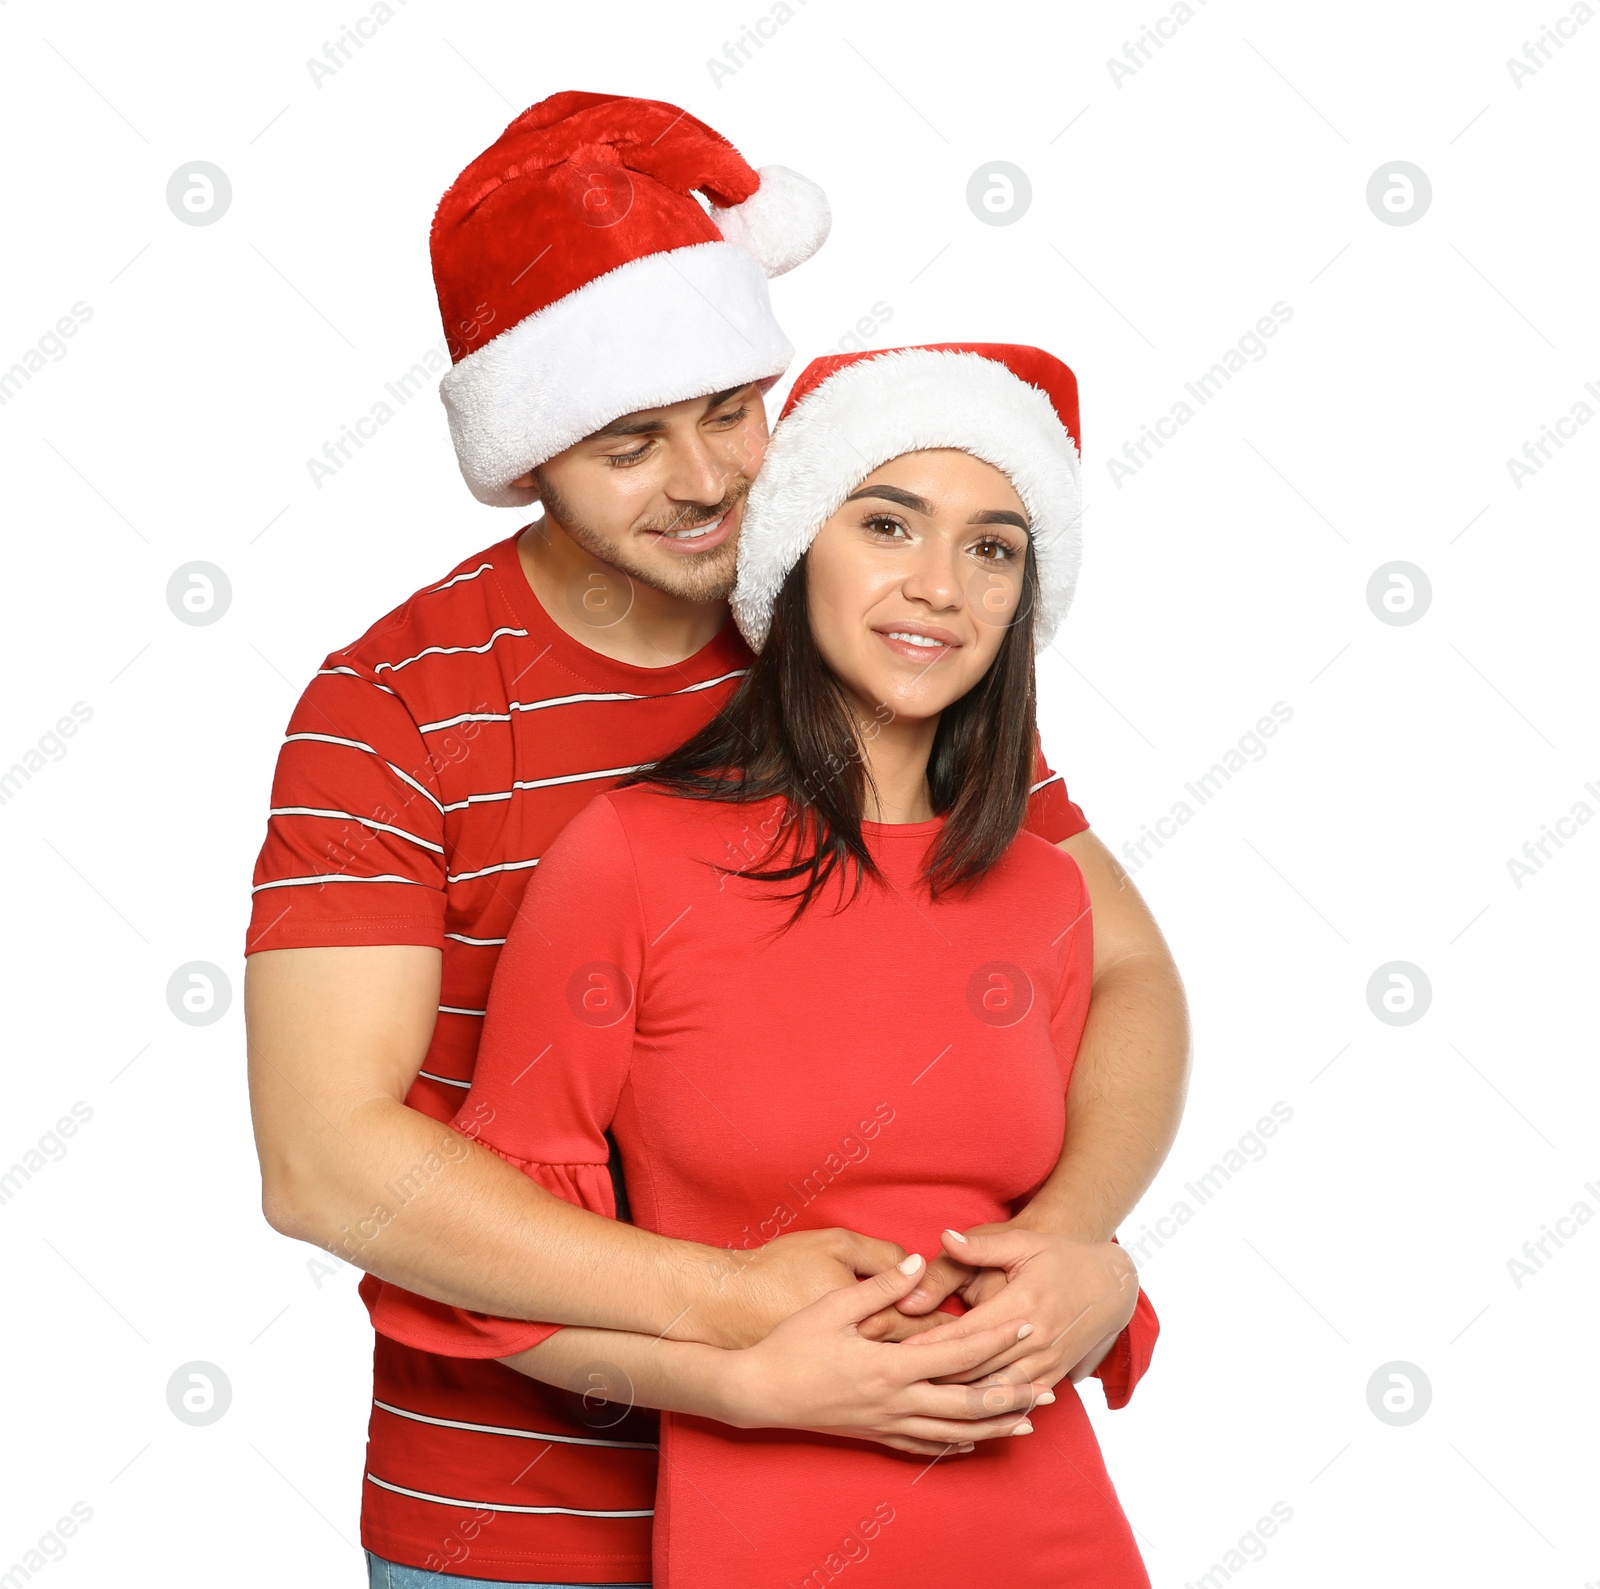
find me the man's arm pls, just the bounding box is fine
[1018,828,1191,1241]
[247,943,940,1344]
[497,1259,1049,1459]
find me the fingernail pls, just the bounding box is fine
[897,1252,924,1275]
[943,1228,969,1243]
[1016,1323,1034,1339]
[1036,1392,1056,1405]
[958,1441,975,1453]
[1012,1420,1034,1436]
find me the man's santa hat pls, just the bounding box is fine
[432,90,830,506]
[732,343,1084,652]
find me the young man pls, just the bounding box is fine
[245,93,1190,1588]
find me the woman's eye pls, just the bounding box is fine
[864,515,910,539]
[974,537,1018,562]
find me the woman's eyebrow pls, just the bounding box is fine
[844,484,932,514]
[844,485,1029,531]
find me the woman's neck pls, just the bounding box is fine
[854,708,939,824]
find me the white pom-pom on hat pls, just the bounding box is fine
[711,165,832,278]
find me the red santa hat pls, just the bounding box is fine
[732,343,1084,652]
[432,90,830,506]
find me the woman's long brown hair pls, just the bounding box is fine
[626,542,1040,919]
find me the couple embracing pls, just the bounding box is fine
[246,90,1189,1589]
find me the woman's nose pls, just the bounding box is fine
[899,542,964,609]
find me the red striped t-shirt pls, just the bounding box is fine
[246,530,1090,1585]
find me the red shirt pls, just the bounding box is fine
[370,787,1155,1588]
[247,532,1093,1585]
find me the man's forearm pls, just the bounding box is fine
[248,939,1100,1357]
[266,1093,733,1336]
[502,1326,735,1423]
[1016,951,1191,1243]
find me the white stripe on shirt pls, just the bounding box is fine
[445,858,540,885]
[281,733,445,814]
[268,806,444,855]
[366,1473,654,1517]
[315,666,398,696]
[372,627,529,675]
[441,765,645,813]
[416,1069,471,1089]
[372,1398,658,1450]
[444,932,506,946]
[416,668,748,734]
[425,562,493,594]
[1029,771,1063,797]
[250,872,431,895]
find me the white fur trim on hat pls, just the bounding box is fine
[731,349,1083,652]
[440,241,794,507]
[711,164,832,278]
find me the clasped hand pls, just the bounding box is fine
[890,1223,1141,1388]
[684,1222,1139,1457]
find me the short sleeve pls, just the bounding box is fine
[246,667,446,954]
[1024,736,1088,844]
[362,795,645,1359]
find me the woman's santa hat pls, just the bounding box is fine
[732,343,1084,652]
[432,90,830,506]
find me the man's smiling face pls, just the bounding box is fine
[514,383,770,603]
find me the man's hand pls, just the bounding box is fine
[900,1226,1141,1389]
[719,1255,1051,1456]
[681,1227,960,1350]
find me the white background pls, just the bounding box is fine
[1,1,1596,1585]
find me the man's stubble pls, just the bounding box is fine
[533,469,750,605]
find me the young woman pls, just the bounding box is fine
[371,344,1156,1587]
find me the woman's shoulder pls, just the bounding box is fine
[1002,824,1090,893]
[533,785,747,915]
[966,827,1093,938]
[604,780,754,829]
[594,783,779,867]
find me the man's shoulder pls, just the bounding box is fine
[319,533,533,679]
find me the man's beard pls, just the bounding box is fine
[535,471,747,604]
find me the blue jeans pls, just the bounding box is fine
[366,1554,649,1588]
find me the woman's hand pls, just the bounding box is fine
[716,1254,1054,1457]
[904,1227,1141,1389]
[682,1226,957,1350]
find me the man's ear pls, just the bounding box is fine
[509,471,536,490]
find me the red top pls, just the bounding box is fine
[246,531,1095,1585]
[369,787,1155,1588]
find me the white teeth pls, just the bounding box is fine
[665,516,722,540]
[887,631,944,648]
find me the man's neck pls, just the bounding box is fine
[515,519,731,670]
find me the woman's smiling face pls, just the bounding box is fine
[804,448,1030,725]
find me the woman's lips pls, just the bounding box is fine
[874,626,962,663]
